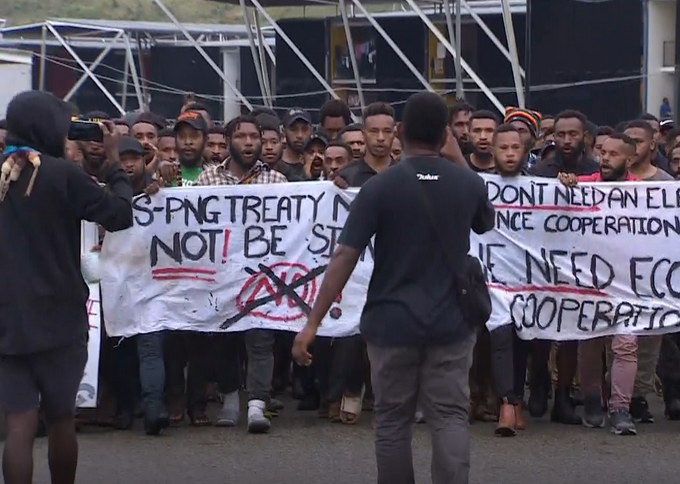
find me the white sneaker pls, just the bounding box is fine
[247,399,271,434]
[216,390,240,427]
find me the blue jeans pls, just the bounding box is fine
[113,331,166,419]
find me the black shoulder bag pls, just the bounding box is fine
[404,162,492,329]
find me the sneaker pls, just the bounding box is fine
[609,409,637,435]
[216,391,240,427]
[630,397,654,423]
[582,395,605,428]
[247,399,271,434]
[414,410,426,424]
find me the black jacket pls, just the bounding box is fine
[0,91,133,354]
[530,152,599,178]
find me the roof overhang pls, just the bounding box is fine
[0,48,33,65]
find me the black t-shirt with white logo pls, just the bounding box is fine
[339,156,494,347]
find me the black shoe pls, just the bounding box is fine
[570,388,584,407]
[528,378,549,418]
[114,411,134,431]
[630,397,654,423]
[582,395,605,428]
[297,393,320,411]
[665,398,680,420]
[292,377,304,400]
[144,414,169,436]
[550,386,581,425]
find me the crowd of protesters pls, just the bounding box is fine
[1,93,680,445]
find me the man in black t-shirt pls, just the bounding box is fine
[484,125,530,437]
[336,103,396,188]
[318,102,397,424]
[274,108,312,182]
[115,137,168,435]
[528,110,598,427]
[293,92,494,484]
[531,110,599,178]
[465,110,500,173]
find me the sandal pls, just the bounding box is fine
[340,394,363,425]
[328,401,341,422]
[190,414,212,427]
[169,413,185,426]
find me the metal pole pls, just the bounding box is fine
[45,22,125,115]
[64,31,124,102]
[442,0,462,98]
[455,0,463,99]
[135,35,150,110]
[124,34,145,111]
[524,0,532,106]
[461,0,525,77]
[500,0,525,108]
[263,42,276,66]
[121,45,129,110]
[39,24,47,91]
[249,0,341,100]
[153,0,253,109]
[403,0,505,112]
[351,0,435,93]
[241,0,270,108]
[339,0,365,112]
[253,11,273,103]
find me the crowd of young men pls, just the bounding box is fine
[2,96,679,443]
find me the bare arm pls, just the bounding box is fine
[440,127,468,168]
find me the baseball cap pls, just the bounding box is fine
[283,108,312,128]
[661,119,675,132]
[540,141,556,159]
[134,111,167,130]
[118,136,144,156]
[305,129,329,151]
[174,110,209,133]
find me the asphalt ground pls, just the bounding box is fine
[7,395,679,484]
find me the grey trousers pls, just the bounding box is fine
[245,329,275,403]
[368,332,476,484]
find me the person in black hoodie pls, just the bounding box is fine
[0,91,132,484]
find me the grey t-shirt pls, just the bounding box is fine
[644,168,675,181]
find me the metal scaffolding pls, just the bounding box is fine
[206,0,526,114]
[0,17,275,115]
[0,0,528,115]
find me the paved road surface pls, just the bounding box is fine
[8,396,679,484]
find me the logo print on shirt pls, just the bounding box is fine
[416,173,440,181]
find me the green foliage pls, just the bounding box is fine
[0,0,242,25]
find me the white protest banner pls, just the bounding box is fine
[100,183,371,338]
[78,221,101,408]
[479,175,680,340]
[99,177,680,341]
